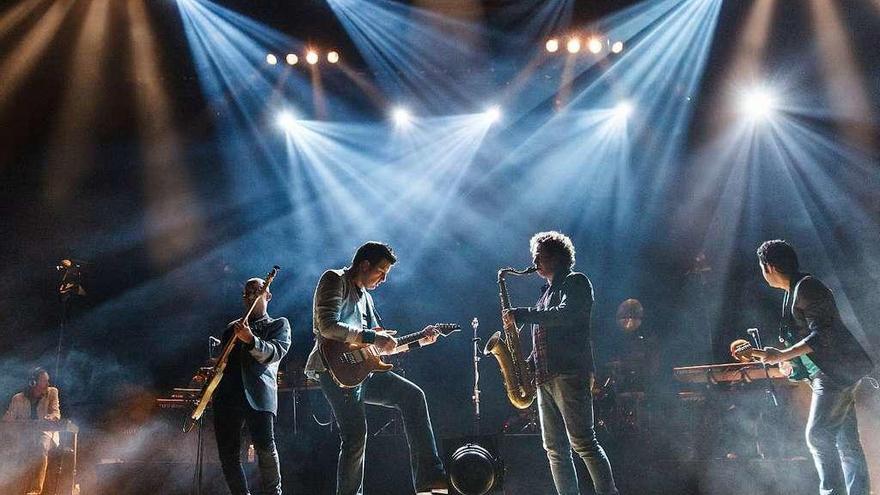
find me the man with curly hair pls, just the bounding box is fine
[503,231,618,495]
[751,239,874,495]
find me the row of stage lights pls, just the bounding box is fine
[545,35,624,55]
[275,101,641,133]
[266,50,340,66]
[276,105,505,133]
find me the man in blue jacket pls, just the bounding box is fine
[213,277,291,495]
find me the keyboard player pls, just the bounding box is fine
[3,367,61,495]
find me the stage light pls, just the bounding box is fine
[392,106,411,126]
[276,111,298,132]
[588,37,603,54]
[286,53,298,65]
[546,38,559,53]
[327,51,339,64]
[611,41,624,54]
[444,436,504,495]
[266,53,277,65]
[306,50,319,65]
[739,86,778,121]
[566,37,581,54]
[485,106,502,123]
[614,100,634,120]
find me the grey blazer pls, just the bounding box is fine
[304,268,380,379]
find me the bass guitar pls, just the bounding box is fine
[321,323,460,387]
[184,266,280,432]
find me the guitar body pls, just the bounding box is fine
[321,339,394,388]
[320,323,461,388]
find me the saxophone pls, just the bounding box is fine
[484,266,538,409]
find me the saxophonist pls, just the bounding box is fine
[502,231,618,495]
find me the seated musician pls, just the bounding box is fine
[3,367,61,495]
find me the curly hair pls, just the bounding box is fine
[530,231,576,269]
[756,239,799,275]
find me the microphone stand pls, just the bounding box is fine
[747,327,778,459]
[471,317,481,435]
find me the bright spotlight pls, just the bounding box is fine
[286,53,298,65]
[566,37,581,54]
[392,106,412,126]
[740,86,778,120]
[485,106,502,123]
[306,50,319,65]
[546,39,559,53]
[613,101,634,120]
[276,111,298,132]
[266,53,278,65]
[327,51,339,64]
[611,41,624,54]
[588,37,603,54]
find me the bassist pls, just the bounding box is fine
[751,240,873,495]
[304,241,448,495]
[213,277,291,495]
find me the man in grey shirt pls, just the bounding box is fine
[305,241,447,495]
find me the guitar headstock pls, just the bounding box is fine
[729,338,754,363]
[434,323,461,337]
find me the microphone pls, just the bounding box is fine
[208,336,221,346]
[471,318,479,331]
[747,328,761,349]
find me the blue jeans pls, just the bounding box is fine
[319,371,446,495]
[538,373,618,495]
[807,374,869,495]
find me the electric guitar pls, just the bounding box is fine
[321,323,460,387]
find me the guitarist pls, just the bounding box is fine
[213,277,291,495]
[304,241,448,495]
[752,239,873,495]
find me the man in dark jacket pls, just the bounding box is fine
[504,231,618,495]
[214,277,291,495]
[752,239,874,495]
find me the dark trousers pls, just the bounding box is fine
[319,371,446,495]
[807,374,869,495]
[213,402,282,495]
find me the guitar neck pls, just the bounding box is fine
[396,329,429,347]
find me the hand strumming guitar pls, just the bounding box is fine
[372,328,398,354]
[749,347,785,365]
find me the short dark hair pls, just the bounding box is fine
[530,231,576,269]
[757,239,799,274]
[352,241,397,268]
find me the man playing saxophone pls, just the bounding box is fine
[502,231,618,495]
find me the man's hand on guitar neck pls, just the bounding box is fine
[233,319,256,345]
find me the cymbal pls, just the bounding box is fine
[616,298,644,333]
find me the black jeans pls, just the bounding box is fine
[319,371,446,495]
[213,402,282,495]
[807,374,869,495]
